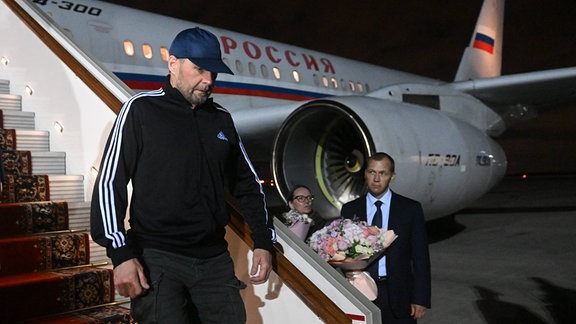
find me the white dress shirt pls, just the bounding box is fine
[366,190,392,276]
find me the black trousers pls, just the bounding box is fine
[131,249,247,324]
[374,279,417,324]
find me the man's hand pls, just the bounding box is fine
[411,304,427,319]
[114,258,150,298]
[249,248,272,285]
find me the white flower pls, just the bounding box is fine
[282,210,312,226]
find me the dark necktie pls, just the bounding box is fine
[369,200,384,278]
[371,200,383,228]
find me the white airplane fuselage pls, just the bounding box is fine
[34,0,511,219]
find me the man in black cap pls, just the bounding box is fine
[91,27,275,323]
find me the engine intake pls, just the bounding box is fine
[272,100,374,218]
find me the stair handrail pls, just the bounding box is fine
[227,200,352,323]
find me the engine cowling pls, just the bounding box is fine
[272,97,507,219]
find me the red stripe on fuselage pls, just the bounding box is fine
[215,87,315,101]
[123,81,316,101]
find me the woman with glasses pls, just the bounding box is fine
[281,184,326,241]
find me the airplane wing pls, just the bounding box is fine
[450,67,576,107]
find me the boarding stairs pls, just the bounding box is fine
[0,79,131,323]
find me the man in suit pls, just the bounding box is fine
[341,152,431,323]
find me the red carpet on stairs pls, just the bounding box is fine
[0,122,131,323]
[0,200,69,236]
[0,232,90,277]
[0,267,115,322]
[0,128,16,150]
[1,174,50,203]
[1,150,32,176]
[23,304,133,324]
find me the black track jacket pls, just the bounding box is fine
[91,77,275,267]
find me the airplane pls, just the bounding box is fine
[31,0,576,220]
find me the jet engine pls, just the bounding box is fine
[272,96,507,219]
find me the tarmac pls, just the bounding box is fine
[420,174,576,324]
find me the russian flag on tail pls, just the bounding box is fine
[473,32,495,54]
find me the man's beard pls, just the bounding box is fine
[178,85,212,107]
[187,88,211,107]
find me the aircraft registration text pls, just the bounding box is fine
[424,154,461,167]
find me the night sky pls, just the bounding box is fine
[102,0,576,175]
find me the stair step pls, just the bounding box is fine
[26,304,133,324]
[1,174,49,203]
[1,109,35,129]
[14,129,50,151]
[68,201,91,231]
[0,201,69,236]
[1,149,32,175]
[32,151,67,175]
[88,242,109,266]
[0,267,114,322]
[0,231,90,277]
[1,69,121,322]
[68,201,111,265]
[0,93,22,110]
[0,80,9,94]
[48,175,85,202]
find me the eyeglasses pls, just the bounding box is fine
[293,195,315,202]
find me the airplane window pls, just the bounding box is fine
[235,60,243,74]
[349,81,355,92]
[313,74,320,86]
[365,83,371,93]
[142,43,153,59]
[331,77,338,88]
[357,82,363,93]
[123,40,134,56]
[160,47,169,61]
[340,79,347,90]
[260,64,269,78]
[322,76,329,87]
[248,62,256,76]
[293,71,300,83]
[273,67,281,80]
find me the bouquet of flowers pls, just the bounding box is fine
[308,218,397,300]
[308,218,397,267]
[282,210,313,240]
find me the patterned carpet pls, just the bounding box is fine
[0,183,131,322]
[0,232,89,277]
[1,150,32,176]
[0,121,131,322]
[0,200,68,236]
[0,128,16,150]
[1,174,50,203]
[0,267,115,322]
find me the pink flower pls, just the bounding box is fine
[308,218,397,261]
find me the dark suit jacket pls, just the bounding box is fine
[341,191,431,317]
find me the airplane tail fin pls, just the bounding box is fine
[454,0,504,81]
